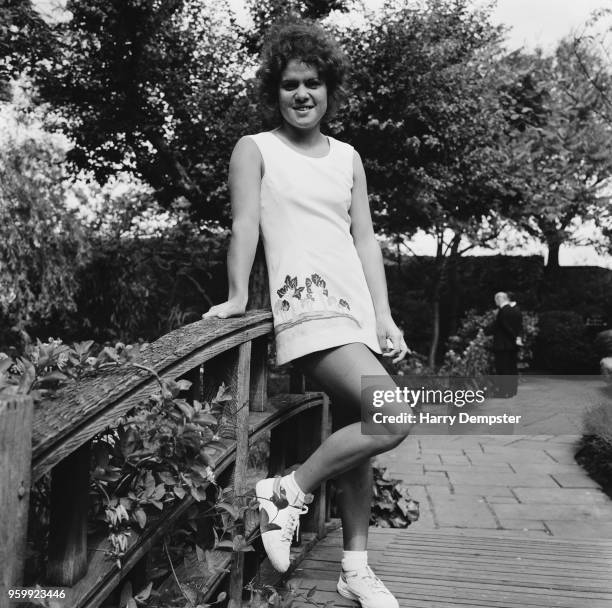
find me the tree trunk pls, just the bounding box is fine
[428,239,444,369]
[428,235,461,369]
[428,297,440,369]
[446,236,462,337]
[546,238,561,270]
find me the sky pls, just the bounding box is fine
[489,0,609,51]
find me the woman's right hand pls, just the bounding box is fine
[202,299,247,319]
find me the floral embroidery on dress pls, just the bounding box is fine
[277,275,305,300]
[272,273,359,334]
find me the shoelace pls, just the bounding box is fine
[346,566,391,593]
[280,505,309,543]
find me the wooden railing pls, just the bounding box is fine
[0,311,331,608]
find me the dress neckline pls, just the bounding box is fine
[268,130,333,159]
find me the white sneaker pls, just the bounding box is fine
[255,477,309,572]
[337,565,399,608]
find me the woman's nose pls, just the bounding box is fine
[295,83,308,99]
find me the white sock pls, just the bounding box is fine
[281,471,305,505]
[342,550,368,572]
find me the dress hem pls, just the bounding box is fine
[276,333,382,366]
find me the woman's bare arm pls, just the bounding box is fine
[203,137,262,318]
[349,150,408,361]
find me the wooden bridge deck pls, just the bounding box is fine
[288,527,612,607]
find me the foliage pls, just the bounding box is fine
[595,330,612,358]
[533,311,599,373]
[243,0,350,54]
[333,1,520,364]
[0,337,135,399]
[439,308,539,376]
[0,336,259,606]
[336,1,511,242]
[74,221,229,343]
[576,402,612,500]
[498,41,612,267]
[369,464,419,528]
[0,0,57,101]
[244,581,333,608]
[35,0,258,224]
[0,97,90,340]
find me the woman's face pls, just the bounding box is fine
[278,59,328,130]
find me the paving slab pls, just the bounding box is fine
[512,487,610,504]
[551,473,603,488]
[509,462,588,474]
[447,471,559,487]
[544,521,612,539]
[449,484,515,497]
[486,494,521,504]
[491,502,612,521]
[494,517,549,531]
[387,471,451,486]
[429,495,499,528]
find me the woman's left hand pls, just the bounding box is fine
[376,314,411,364]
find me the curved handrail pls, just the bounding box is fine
[31,311,273,481]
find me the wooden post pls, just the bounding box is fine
[289,367,305,394]
[268,423,289,478]
[247,244,269,310]
[249,336,268,413]
[46,441,90,585]
[225,342,252,608]
[183,365,202,405]
[0,394,34,596]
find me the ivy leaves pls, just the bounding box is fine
[370,465,420,528]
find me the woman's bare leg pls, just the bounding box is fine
[334,459,373,550]
[293,343,411,549]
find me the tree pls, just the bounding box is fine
[498,42,612,269]
[243,0,350,53]
[0,0,56,100]
[35,0,259,225]
[0,93,90,340]
[336,0,515,365]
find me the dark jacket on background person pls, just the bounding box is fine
[488,304,523,351]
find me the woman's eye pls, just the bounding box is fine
[280,79,322,91]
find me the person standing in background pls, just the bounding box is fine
[486,292,523,397]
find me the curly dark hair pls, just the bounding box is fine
[256,22,349,123]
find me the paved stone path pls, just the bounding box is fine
[376,375,612,539]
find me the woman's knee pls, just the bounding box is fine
[366,431,409,456]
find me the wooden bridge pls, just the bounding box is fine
[2,312,612,608]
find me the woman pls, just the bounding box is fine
[204,22,411,608]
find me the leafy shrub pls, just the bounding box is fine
[369,465,420,528]
[0,102,90,342]
[576,402,612,499]
[533,311,598,373]
[595,330,612,358]
[439,308,539,376]
[73,224,228,343]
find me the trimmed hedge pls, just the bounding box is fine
[533,311,600,374]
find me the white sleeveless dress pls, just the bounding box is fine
[248,131,382,365]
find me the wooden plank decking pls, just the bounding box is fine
[288,528,612,608]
